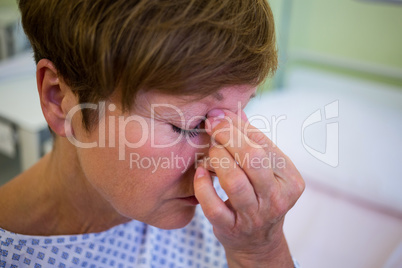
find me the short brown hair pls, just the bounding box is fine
[18,0,277,131]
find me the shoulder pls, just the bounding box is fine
[0,171,56,235]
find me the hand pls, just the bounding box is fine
[194,109,305,267]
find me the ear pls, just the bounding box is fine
[36,59,77,137]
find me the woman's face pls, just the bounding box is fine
[71,85,256,229]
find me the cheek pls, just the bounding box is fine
[76,146,131,191]
[72,120,205,223]
[127,144,198,179]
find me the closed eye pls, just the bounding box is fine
[171,122,203,138]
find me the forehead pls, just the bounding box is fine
[137,85,257,117]
[146,85,256,105]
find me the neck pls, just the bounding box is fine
[0,137,129,236]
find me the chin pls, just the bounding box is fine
[148,206,197,230]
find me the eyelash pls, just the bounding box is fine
[172,123,202,138]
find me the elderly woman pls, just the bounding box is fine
[0,0,304,267]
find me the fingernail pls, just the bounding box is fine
[195,166,206,179]
[208,109,225,119]
[207,109,225,129]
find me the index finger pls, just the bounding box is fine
[206,109,303,196]
[205,109,291,175]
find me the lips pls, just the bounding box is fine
[178,195,199,205]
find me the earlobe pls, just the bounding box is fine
[36,59,75,137]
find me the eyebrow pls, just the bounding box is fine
[213,92,224,101]
[212,92,256,101]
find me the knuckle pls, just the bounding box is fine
[245,146,266,159]
[206,206,225,221]
[274,202,289,218]
[270,193,290,217]
[251,133,268,146]
[239,148,267,170]
[194,179,209,193]
[289,171,305,198]
[296,176,306,196]
[221,175,248,196]
[208,145,223,157]
[294,177,306,202]
[211,122,232,142]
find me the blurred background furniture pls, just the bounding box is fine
[0,51,50,184]
[0,2,29,60]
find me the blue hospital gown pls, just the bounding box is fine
[0,182,300,268]
[0,206,228,268]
